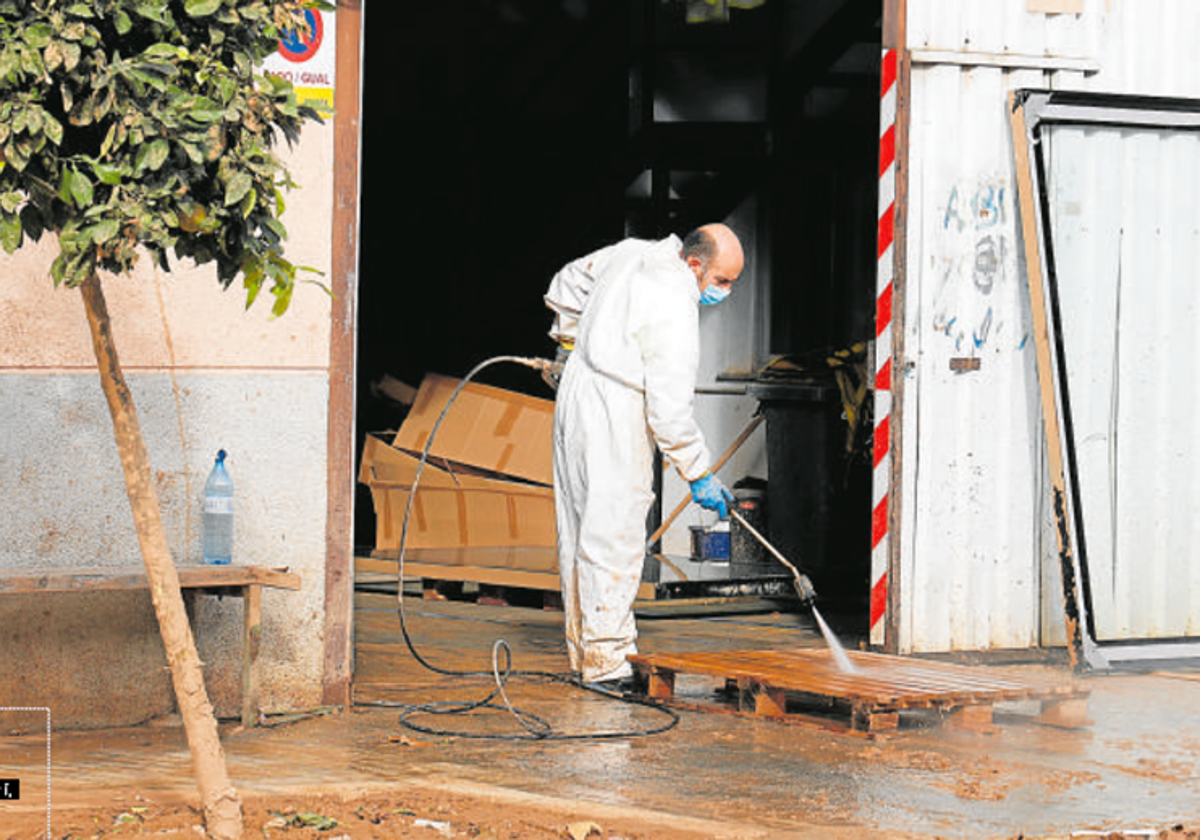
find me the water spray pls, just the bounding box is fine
[728,507,858,674]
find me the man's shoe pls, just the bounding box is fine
[585,672,646,697]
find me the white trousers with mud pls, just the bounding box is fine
[553,359,655,684]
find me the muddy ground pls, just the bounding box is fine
[5,785,759,840]
[7,597,1200,839]
[4,788,1200,840]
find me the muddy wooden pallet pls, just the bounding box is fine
[627,648,1091,736]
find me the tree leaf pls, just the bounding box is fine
[20,44,46,77]
[134,1,170,24]
[223,170,251,207]
[270,278,294,319]
[135,138,169,172]
[22,23,53,49]
[42,112,63,146]
[179,140,204,165]
[0,211,23,254]
[50,252,66,285]
[185,0,223,18]
[142,43,186,60]
[61,41,82,71]
[88,217,120,244]
[242,257,264,308]
[25,107,44,136]
[57,167,74,203]
[61,21,87,42]
[263,216,286,243]
[0,49,19,81]
[182,98,224,125]
[99,122,117,157]
[44,40,65,72]
[240,186,256,218]
[91,161,124,185]
[70,168,94,207]
[5,138,29,171]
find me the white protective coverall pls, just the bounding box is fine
[545,235,713,683]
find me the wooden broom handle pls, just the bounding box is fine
[645,412,765,550]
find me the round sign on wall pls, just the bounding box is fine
[278,9,324,64]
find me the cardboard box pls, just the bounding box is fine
[390,373,554,487]
[359,434,555,551]
[359,374,558,556]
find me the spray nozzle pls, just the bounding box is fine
[793,573,818,606]
[729,508,818,607]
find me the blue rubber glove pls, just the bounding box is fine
[689,473,733,519]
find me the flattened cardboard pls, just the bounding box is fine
[360,434,556,552]
[390,374,554,487]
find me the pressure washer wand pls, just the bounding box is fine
[502,356,556,374]
[728,507,818,606]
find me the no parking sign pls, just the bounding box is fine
[261,9,335,108]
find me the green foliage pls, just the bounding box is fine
[0,0,334,316]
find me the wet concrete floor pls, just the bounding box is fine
[7,590,1200,838]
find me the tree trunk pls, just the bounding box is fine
[79,273,242,839]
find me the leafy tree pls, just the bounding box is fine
[0,0,328,315]
[0,1,331,836]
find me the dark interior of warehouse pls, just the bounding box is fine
[354,0,883,607]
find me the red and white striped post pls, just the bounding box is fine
[871,48,898,648]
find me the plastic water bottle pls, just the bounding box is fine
[203,449,234,565]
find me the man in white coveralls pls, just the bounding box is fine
[545,223,745,692]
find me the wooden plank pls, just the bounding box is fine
[646,667,676,701]
[1009,90,1087,672]
[179,566,301,591]
[323,0,363,712]
[946,704,997,734]
[242,583,263,727]
[753,683,787,717]
[0,565,300,594]
[358,556,655,600]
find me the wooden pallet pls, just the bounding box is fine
[627,648,1091,736]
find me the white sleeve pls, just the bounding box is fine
[544,245,617,344]
[636,284,712,483]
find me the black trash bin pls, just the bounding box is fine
[746,379,870,601]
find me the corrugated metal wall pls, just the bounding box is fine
[896,0,1200,653]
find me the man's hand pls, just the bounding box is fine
[689,473,733,519]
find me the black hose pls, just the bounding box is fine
[360,356,679,741]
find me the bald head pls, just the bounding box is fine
[682,223,745,300]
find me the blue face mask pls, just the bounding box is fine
[699,284,730,307]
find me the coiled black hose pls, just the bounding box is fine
[361,356,679,741]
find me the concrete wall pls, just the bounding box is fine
[0,122,334,728]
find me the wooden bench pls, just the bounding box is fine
[0,565,302,727]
